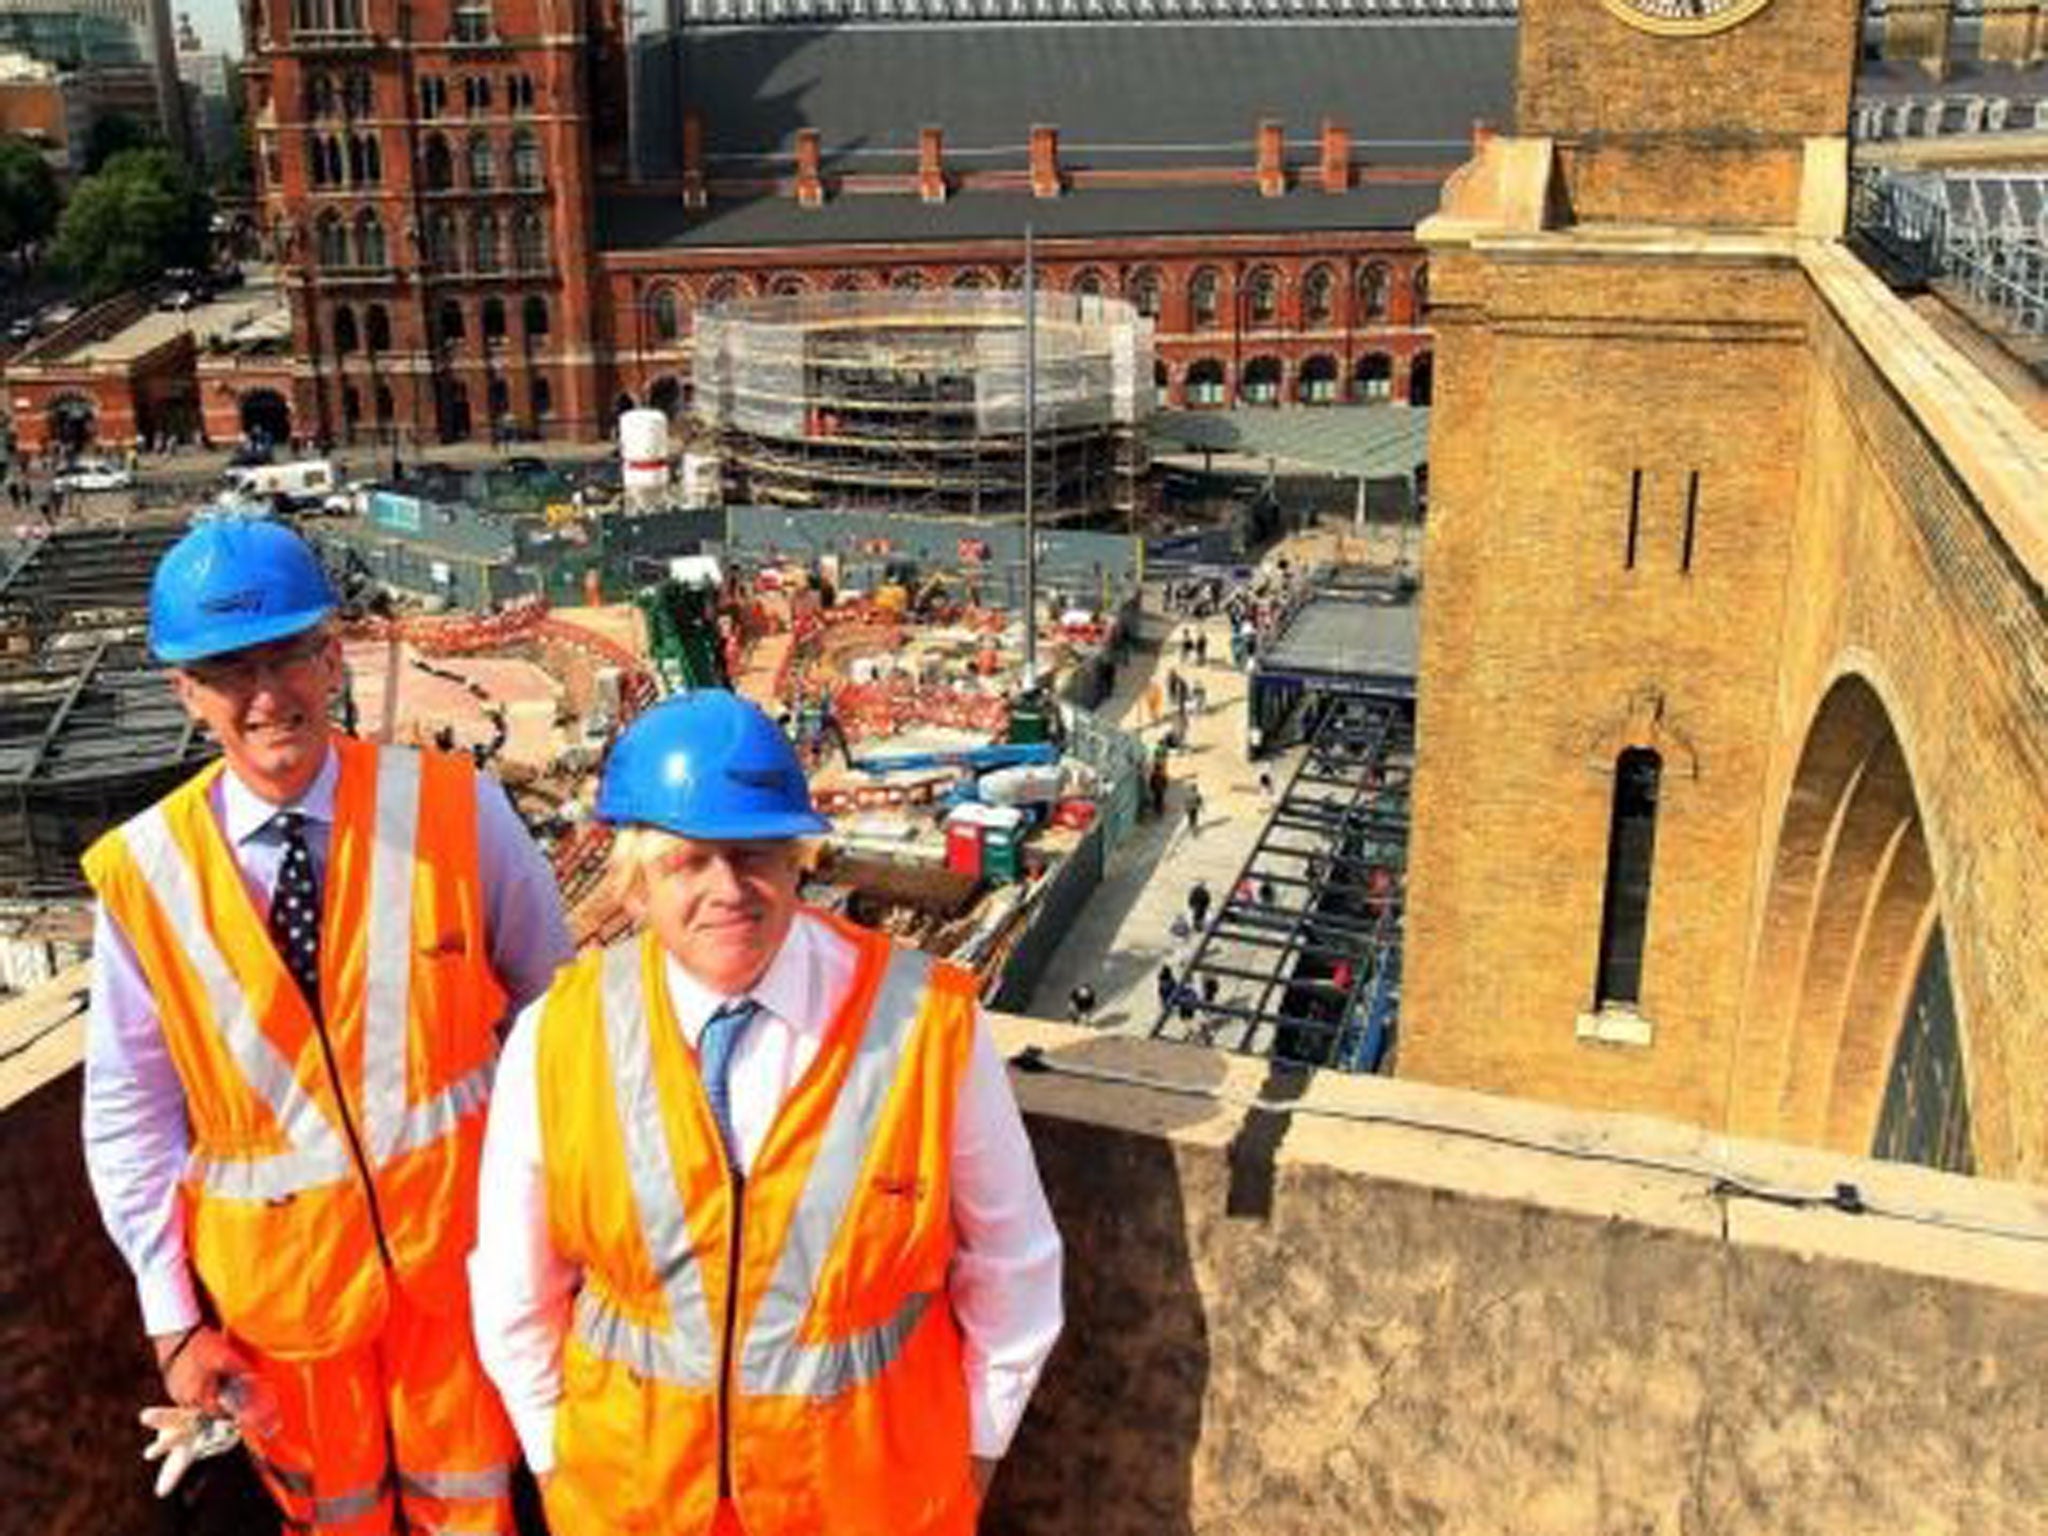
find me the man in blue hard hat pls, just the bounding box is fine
[81,514,572,1533]
[471,688,1064,1536]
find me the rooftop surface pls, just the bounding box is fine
[1263,582,1419,685]
[1151,406,1432,480]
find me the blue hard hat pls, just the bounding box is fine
[598,689,830,841]
[149,515,337,664]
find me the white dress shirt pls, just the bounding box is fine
[469,910,1065,1473]
[83,742,575,1336]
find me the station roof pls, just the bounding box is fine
[1150,405,1430,480]
[606,19,1514,249]
[1261,573,1419,691]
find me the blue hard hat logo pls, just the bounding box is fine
[727,766,794,792]
[200,588,266,615]
[597,689,830,841]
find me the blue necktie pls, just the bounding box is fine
[699,997,761,1166]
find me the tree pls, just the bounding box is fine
[51,149,212,301]
[0,135,58,254]
[83,112,158,175]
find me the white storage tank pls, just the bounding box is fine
[619,408,671,492]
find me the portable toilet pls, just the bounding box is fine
[944,807,985,878]
[977,804,1027,885]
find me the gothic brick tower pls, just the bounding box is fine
[245,0,608,447]
[1399,0,1861,1124]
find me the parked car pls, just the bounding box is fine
[54,461,134,493]
[222,458,339,510]
[321,481,371,518]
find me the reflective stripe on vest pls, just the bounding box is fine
[361,749,422,1160]
[573,940,940,1400]
[119,750,430,1202]
[121,806,352,1199]
[397,1464,515,1501]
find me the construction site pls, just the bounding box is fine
[692,290,1154,523]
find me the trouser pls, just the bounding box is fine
[239,1283,519,1535]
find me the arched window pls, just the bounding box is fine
[467,132,494,190]
[1246,266,1279,327]
[1409,351,1434,407]
[1359,262,1390,321]
[375,382,394,424]
[341,382,361,425]
[436,298,465,346]
[523,295,550,338]
[470,211,499,272]
[889,270,927,291]
[482,296,507,344]
[770,274,807,296]
[315,210,349,268]
[650,286,680,342]
[427,211,458,271]
[1297,354,1338,404]
[359,134,381,184]
[462,74,493,112]
[1353,352,1392,401]
[332,304,358,354]
[830,273,865,293]
[332,0,360,30]
[1071,267,1106,298]
[1130,266,1162,319]
[343,70,372,116]
[531,375,552,419]
[512,209,545,271]
[353,210,385,269]
[509,127,542,189]
[1302,264,1336,327]
[1240,355,1282,405]
[508,73,536,110]
[306,73,335,118]
[951,270,991,290]
[1412,262,1429,313]
[419,75,446,118]
[422,133,453,191]
[366,304,391,352]
[1189,267,1222,329]
[1185,358,1226,406]
[705,275,742,304]
[1595,748,1663,1008]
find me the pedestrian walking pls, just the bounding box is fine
[1144,677,1163,728]
[1068,982,1097,1026]
[1184,781,1204,838]
[1258,768,1276,804]
[1195,630,1208,666]
[1188,879,1212,929]
[1156,963,1177,1013]
[1166,669,1185,711]
[1190,680,1207,716]
[1200,974,1219,1007]
[1180,629,1195,664]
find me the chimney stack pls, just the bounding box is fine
[1319,118,1350,194]
[1030,125,1061,199]
[795,128,824,208]
[919,125,947,203]
[1257,119,1286,198]
[682,108,707,209]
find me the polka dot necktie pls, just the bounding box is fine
[698,997,761,1168]
[268,811,323,1017]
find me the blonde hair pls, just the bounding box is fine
[603,826,818,916]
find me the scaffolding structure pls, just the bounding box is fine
[0,528,215,899]
[693,290,1154,522]
[1153,696,1411,1070]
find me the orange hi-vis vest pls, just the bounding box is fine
[82,737,507,1359]
[535,917,980,1536]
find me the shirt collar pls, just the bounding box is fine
[220,742,340,847]
[663,910,822,1046]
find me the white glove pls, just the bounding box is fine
[139,1405,242,1497]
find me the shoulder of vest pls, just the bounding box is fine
[81,761,220,885]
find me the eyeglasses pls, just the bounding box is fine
[183,630,331,692]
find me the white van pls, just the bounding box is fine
[222,459,339,509]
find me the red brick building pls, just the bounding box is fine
[240,0,1517,447]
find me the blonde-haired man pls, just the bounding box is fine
[471,687,1063,1535]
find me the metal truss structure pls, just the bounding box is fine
[1152,694,1408,1071]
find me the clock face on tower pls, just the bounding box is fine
[1598,0,1773,37]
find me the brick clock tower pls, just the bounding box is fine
[1400,0,1859,1125]
[245,0,615,448]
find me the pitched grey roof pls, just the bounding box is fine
[634,20,1516,172]
[609,18,1512,250]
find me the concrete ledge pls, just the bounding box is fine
[1801,238,2048,587]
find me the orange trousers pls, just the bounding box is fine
[236,1283,518,1535]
